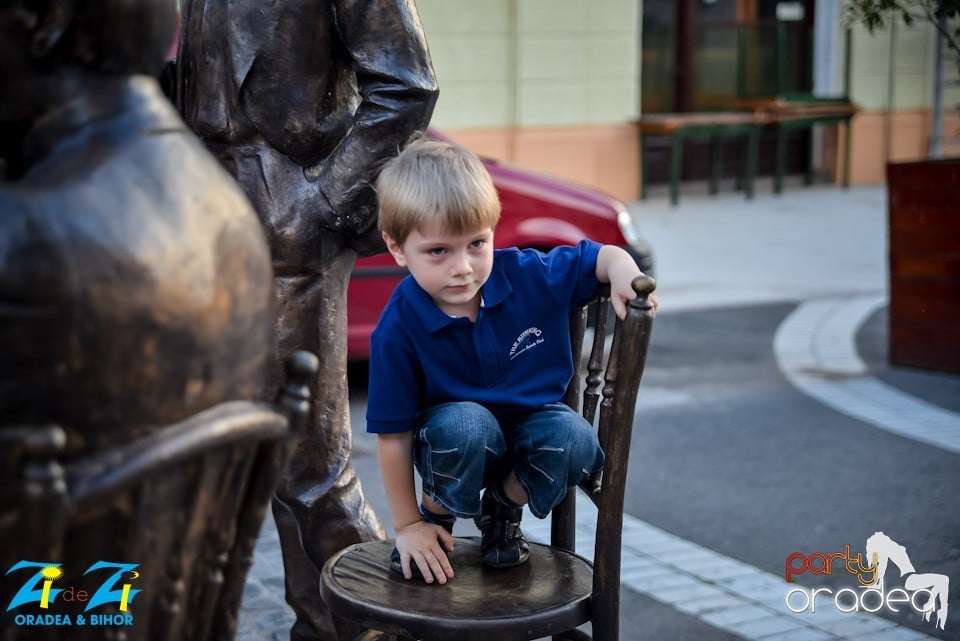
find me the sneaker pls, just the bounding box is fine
[390,546,425,580]
[390,507,455,579]
[478,491,530,568]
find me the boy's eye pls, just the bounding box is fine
[427,247,446,256]
[470,239,486,249]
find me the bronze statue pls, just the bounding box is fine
[174,2,439,640]
[0,0,275,631]
[0,0,273,458]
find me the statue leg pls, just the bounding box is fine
[266,246,385,641]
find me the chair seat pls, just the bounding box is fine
[321,537,593,641]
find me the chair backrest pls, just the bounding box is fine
[553,274,656,641]
[0,352,317,641]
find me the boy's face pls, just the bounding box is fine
[384,221,494,319]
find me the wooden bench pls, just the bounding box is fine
[636,111,764,206]
[734,95,860,194]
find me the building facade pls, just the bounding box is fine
[417,0,960,200]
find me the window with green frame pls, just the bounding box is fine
[641,0,813,113]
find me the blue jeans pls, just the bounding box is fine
[414,402,604,519]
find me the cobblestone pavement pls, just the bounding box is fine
[236,513,295,641]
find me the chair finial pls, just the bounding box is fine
[630,274,657,310]
[286,350,320,389]
[277,351,319,432]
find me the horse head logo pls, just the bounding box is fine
[865,532,949,630]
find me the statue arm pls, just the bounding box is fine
[308,0,439,250]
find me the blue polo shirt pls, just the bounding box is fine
[366,239,602,434]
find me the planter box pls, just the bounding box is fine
[886,157,960,374]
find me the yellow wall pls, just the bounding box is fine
[445,124,639,202]
[845,110,936,184]
[415,1,514,129]
[416,0,640,200]
[849,22,936,111]
[842,19,960,183]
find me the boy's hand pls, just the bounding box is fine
[395,520,455,584]
[608,260,659,319]
[608,258,641,320]
[596,245,659,319]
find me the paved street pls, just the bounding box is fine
[238,183,960,641]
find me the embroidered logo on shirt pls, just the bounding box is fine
[509,327,544,361]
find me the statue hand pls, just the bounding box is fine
[317,198,375,237]
[345,223,388,257]
[305,169,385,256]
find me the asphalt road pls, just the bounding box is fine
[626,303,957,640]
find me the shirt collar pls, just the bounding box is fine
[401,258,514,333]
[402,278,459,333]
[480,258,512,309]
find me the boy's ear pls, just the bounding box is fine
[383,232,406,267]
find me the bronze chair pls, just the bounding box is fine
[0,351,318,641]
[321,275,656,641]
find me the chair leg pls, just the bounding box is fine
[709,136,721,196]
[774,125,786,195]
[639,133,648,200]
[552,628,592,641]
[842,119,852,188]
[745,126,758,200]
[670,133,683,206]
[352,630,407,641]
[331,615,375,641]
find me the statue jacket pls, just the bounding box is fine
[176,0,439,255]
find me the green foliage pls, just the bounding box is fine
[844,0,960,59]
[846,1,960,128]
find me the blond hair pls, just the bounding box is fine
[376,135,501,244]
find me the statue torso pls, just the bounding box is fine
[178,0,355,166]
[0,78,274,456]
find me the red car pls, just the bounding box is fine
[347,130,653,359]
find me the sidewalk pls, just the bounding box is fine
[235,182,958,641]
[632,181,888,312]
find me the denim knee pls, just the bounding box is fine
[415,402,506,518]
[510,404,604,518]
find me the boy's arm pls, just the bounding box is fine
[377,432,455,584]
[377,431,422,530]
[595,245,659,319]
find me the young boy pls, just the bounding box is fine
[367,136,657,584]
